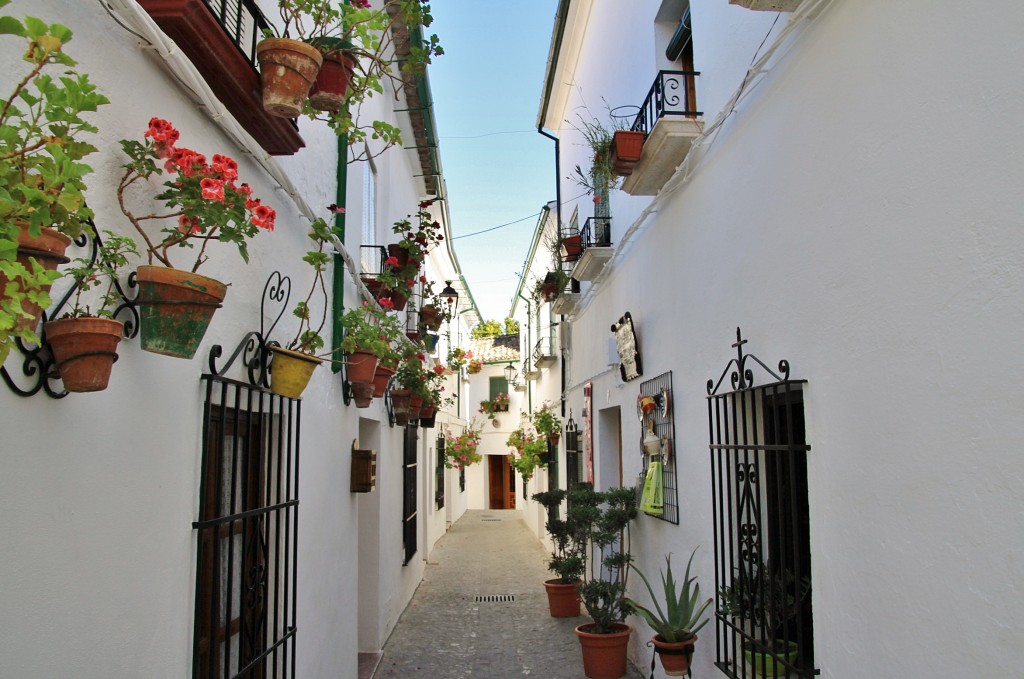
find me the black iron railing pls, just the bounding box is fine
[435,434,446,510]
[402,425,418,564]
[630,70,701,135]
[707,329,817,679]
[202,0,274,68]
[580,217,612,252]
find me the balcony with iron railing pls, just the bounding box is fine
[138,0,305,154]
[572,217,614,282]
[620,70,704,196]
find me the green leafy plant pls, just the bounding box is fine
[117,117,275,273]
[268,0,442,161]
[0,2,108,360]
[532,269,570,302]
[569,112,623,198]
[339,298,403,359]
[285,216,334,355]
[532,489,587,584]
[717,561,810,651]
[532,401,562,437]
[60,231,139,319]
[444,423,482,469]
[569,483,638,634]
[625,548,713,644]
[478,392,509,419]
[506,425,547,481]
[446,346,470,372]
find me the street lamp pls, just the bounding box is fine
[503,361,517,383]
[441,280,459,318]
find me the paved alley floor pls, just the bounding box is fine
[376,510,644,679]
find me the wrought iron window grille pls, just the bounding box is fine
[2,220,139,399]
[707,328,817,678]
[638,371,680,524]
[580,217,612,251]
[629,70,702,135]
[565,411,584,490]
[402,425,419,564]
[435,434,446,510]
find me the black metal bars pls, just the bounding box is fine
[630,70,702,135]
[202,0,274,68]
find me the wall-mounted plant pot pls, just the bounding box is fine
[372,364,395,398]
[44,317,124,393]
[0,224,72,332]
[419,403,436,428]
[136,266,226,359]
[408,394,424,419]
[255,37,323,118]
[346,350,379,385]
[423,332,439,352]
[611,130,646,176]
[390,388,412,414]
[560,234,583,263]
[352,382,374,408]
[419,305,442,330]
[651,635,697,677]
[308,48,356,112]
[269,346,323,399]
[548,432,561,446]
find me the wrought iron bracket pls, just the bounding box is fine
[207,271,290,387]
[706,327,792,396]
[2,221,139,399]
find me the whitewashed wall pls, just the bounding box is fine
[547,0,1024,677]
[0,0,458,675]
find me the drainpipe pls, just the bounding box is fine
[517,292,533,414]
[330,134,349,373]
[537,127,567,417]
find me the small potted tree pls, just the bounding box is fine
[532,489,587,617]
[569,483,639,679]
[0,6,109,360]
[117,117,276,359]
[625,548,713,676]
[43,231,138,393]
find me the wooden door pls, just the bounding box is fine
[488,455,515,509]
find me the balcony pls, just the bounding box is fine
[139,0,305,155]
[572,217,613,282]
[620,70,703,196]
[551,288,579,316]
[533,336,557,368]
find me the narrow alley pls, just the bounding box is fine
[372,511,645,679]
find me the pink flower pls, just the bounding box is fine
[252,204,276,231]
[328,203,346,213]
[200,178,225,202]
[211,154,238,181]
[352,0,371,7]
[379,297,395,309]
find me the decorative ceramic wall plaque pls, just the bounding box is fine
[611,312,643,382]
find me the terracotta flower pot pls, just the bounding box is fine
[390,388,412,414]
[575,623,632,679]
[372,364,395,398]
[651,635,697,677]
[256,37,323,118]
[136,266,226,359]
[44,317,124,393]
[408,393,424,418]
[611,130,646,176]
[543,579,580,618]
[352,382,375,408]
[419,305,442,330]
[346,350,379,385]
[0,225,72,332]
[560,234,583,263]
[308,49,356,112]
[548,432,561,446]
[269,346,323,399]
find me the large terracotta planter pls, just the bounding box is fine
[352,382,374,408]
[371,364,395,398]
[136,266,226,359]
[560,234,583,262]
[269,345,323,399]
[256,37,323,118]
[651,635,697,677]
[309,48,356,112]
[575,623,632,679]
[544,579,581,618]
[611,130,646,176]
[346,350,379,385]
[44,317,123,393]
[0,225,72,332]
[390,388,412,414]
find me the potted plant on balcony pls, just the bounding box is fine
[610,129,646,176]
[478,392,510,420]
[532,401,562,445]
[118,117,276,359]
[570,114,621,200]
[624,548,713,677]
[569,483,639,679]
[532,488,587,618]
[43,231,138,393]
[0,7,109,362]
[443,423,482,469]
[533,269,569,303]
[718,561,811,677]
[466,357,482,374]
[268,216,334,399]
[377,200,446,310]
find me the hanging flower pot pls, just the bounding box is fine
[372,364,395,398]
[548,432,561,446]
[390,388,412,414]
[419,400,437,428]
[611,130,646,176]
[386,243,410,268]
[0,225,72,332]
[269,345,324,399]
[575,623,632,679]
[560,234,583,263]
[391,287,409,311]
[255,37,324,118]
[651,635,697,677]
[346,350,379,385]
[308,47,356,112]
[43,317,124,393]
[423,332,439,352]
[136,266,226,359]
[408,393,424,419]
[352,382,375,408]
[419,304,442,330]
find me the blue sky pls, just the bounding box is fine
[428,0,559,321]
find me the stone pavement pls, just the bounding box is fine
[376,510,645,679]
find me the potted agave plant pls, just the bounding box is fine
[625,548,713,677]
[0,4,108,362]
[269,216,334,399]
[43,231,138,393]
[117,117,276,359]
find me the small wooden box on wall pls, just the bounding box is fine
[351,441,376,493]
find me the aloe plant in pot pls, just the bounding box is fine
[625,548,713,677]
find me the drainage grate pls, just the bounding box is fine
[475,594,516,603]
